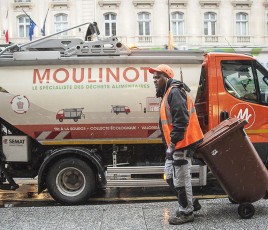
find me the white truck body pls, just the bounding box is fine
[0,63,201,144]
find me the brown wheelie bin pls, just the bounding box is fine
[195,117,268,219]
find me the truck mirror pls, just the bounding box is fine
[263,76,268,86]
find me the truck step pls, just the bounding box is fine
[106,165,207,188]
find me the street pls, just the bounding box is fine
[1,178,268,229]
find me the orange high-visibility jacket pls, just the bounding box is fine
[160,86,204,149]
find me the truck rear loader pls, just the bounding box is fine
[0,23,267,205]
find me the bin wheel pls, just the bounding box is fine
[228,197,238,204]
[238,203,255,219]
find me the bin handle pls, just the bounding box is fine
[210,118,247,135]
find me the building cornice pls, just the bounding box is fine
[169,0,188,8]
[199,1,221,8]
[50,0,70,9]
[98,1,121,9]
[132,0,154,8]
[231,1,253,8]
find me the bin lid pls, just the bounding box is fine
[198,118,248,150]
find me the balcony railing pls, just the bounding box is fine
[173,35,186,43]
[205,36,218,43]
[236,36,250,43]
[138,36,152,43]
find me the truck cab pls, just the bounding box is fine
[196,52,268,164]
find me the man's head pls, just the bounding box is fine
[149,64,174,97]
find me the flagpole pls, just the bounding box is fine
[41,8,49,36]
[167,0,172,50]
[168,0,170,32]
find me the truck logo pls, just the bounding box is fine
[10,95,30,114]
[230,103,256,129]
[111,105,130,115]
[56,108,85,122]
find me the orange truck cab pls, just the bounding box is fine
[196,52,268,165]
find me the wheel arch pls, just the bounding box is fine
[38,147,106,193]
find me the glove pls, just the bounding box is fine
[166,142,175,160]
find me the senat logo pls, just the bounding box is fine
[9,139,25,145]
[3,139,8,144]
[230,103,256,129]
[10,95,30,114]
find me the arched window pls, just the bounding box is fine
[104,13,117,36]
[236,12,248,36]
[204,12,216,35]
[171,12,184,36]
[18,15,30,38]
[55,13,68,35]
[138,12,151,36]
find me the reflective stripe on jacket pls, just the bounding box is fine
[160,86,204,149]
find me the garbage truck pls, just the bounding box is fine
[0,22,267,205]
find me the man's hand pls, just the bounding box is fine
[166,142,175,160]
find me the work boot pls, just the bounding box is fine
[169,213,194,225]
[176,199,201,217]
[193,198,201,211]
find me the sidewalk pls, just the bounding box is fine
[0,198,267,229]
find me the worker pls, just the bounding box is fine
[149,64,204,225]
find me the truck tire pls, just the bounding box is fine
[59,118,63,122]
[46,157,95,205]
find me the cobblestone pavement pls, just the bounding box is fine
[0,198,268,229]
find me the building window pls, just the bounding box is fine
[18,15,30,38]
[55,13,68,35]
[138,12,151,36]
[171,12,184,35]
[236,12,248,36]
[104,13,116,36]
[204,12,216,35]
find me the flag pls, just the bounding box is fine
[29,19,36,41]
[4,10,9,43]
[22,9,36,41]
[41,9,49,36]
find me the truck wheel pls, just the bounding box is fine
[74,118,78,122]
[59,118,63,122]
[46,157,95,205]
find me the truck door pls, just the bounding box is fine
[216,57,268,164]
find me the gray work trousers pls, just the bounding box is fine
[164,149,194,214]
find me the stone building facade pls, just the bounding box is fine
[1,0,268,49]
